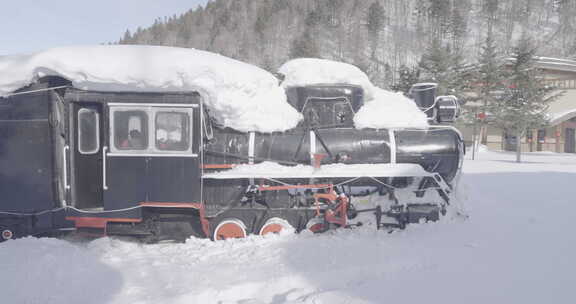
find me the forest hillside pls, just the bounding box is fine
[118,0,576,88]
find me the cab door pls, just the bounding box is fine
[71,102,103,209]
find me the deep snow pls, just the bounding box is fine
[2,148,575,304]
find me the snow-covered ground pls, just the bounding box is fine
[2,148,576,304]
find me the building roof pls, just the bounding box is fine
[536,57,576,73]
[549,89,576,125]
[503,56,576,126]
[535,58,576,125]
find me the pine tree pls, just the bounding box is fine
[418,38,467,96]
[366,1,385,58]
[471,28,508,143]
[428,0,451,39]
[488,33,560,162]
[289,29,319,59]
[391,65,421,94]
[121,30,132,44]
[289,11,321,59]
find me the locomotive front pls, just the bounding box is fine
[202,81,464,236]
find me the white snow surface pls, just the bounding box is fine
[353,87,429,129]
[3,148,576,304]
[279,58,376,99]
[204,161,431,179]
[279,58,428,129]
[0,45,302,133]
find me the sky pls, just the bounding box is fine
[0,0,209,55]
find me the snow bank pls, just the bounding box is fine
[279,58,428,129]
[354,88,429,129]
[0,45,302,133]
[1,237,122,304]
[3,150,576,304]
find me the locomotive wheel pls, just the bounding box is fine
[258,217,294,236]
[212,218,247,241]
[1,228,14,241]
[305,217,326,233]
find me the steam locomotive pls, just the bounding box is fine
[0,76,462,242]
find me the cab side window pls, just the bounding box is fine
[78,108,100,154]
[155,111,190,151]
[113,110,148,151]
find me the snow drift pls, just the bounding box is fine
[279,58,376,100]
[0,45,302,133]
[279,58,428,129]
[354,88,429,129]
[3,150,576,303]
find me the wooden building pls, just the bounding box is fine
[458,57,576,153]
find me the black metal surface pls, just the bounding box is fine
[286,85,363,128]
[395,127,461,182]
[71,102,103,209]
[147,157,200,202]
[436,96,460,123]
[105,156,148,209]
[0,89,55,213]
[206,125,460,180]
[409,83,437,118]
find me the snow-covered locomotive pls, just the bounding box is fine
[0,47,463,242]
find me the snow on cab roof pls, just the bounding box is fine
[0,45,302,133]
[278,58,428,129]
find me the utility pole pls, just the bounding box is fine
[472,108,477,160]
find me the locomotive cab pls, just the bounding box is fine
[67,91,202,210]
[0,77,205,240]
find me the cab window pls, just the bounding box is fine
[78,108,100,154]
[113,110,148,151]
[155,111,190,151]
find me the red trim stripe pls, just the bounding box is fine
[140,202,203,209]
[258,184,333,191]
[66,217,141,229]
[203,164,237,169]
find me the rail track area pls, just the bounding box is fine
[2,149,575,304]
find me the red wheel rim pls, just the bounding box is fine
[308,223,325,233]
[2,230,13,240]
[259,218,293,236]
[214,219,246,240]
[260,223,283,235]
[306,217,326,233]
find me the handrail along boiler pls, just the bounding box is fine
[0,77,463,241]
